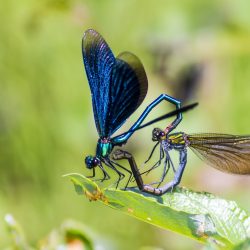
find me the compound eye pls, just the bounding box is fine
[160,131,165,137]
[85,156,94,169]
[93,158,99,166]
[152,128,158,134]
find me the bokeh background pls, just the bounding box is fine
[1,0,250,249]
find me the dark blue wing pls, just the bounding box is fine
[82,29,148,137]
[82,29,115,136]
[107,52,148,136]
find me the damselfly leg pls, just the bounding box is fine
[86,167,96,178]
[109,159,133,190]
[140,144,165,176]
[157,157,171,187]
[113,150,144,190]
[104,158,125,188]
[99,162,110,182]
[148,154,171,187]
[144,142,160,164]
[138,142,160,175]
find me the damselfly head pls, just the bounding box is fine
[152,128,166,141]
[85,155,100,169]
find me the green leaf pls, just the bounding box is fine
[65,173,250,249]
[40,220,94,250]
[232,238,250,250]
[4,214,95,250]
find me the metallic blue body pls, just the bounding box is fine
[96,140,113,158]
[82,29,185,185]
[112,94,182,144]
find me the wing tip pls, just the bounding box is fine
[82,29,101,46]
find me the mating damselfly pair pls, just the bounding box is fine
[82,29,250,196]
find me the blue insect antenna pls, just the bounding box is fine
[82,29,148,138]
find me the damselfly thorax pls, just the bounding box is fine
[96,138,113,158]
[153,128,187,151]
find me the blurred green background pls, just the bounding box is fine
[1,0,250,249]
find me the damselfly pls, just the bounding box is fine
[113,130,250,195]
[82,29,197,187]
